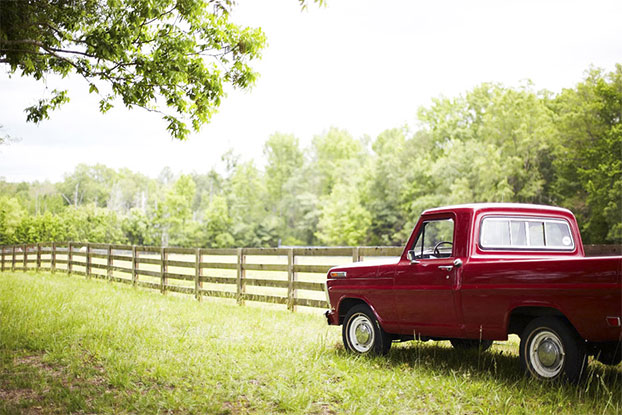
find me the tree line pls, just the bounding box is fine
[1,65,620,247]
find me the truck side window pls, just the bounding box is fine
[412,219,454,259]
[480,217,574,250]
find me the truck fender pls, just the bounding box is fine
[505,304,575,338]
[336,296,385,328]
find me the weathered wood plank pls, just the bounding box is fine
[243,278,288,289]
[242,263,288,272]
[293,281,325,291]
[160,247,167,294]
[237,248,245,305]
[164,271,194,281]
[90,263,109,270]
[243,247,289,256]
[109,265,133,274]
[292,264,332,274]
[135,257,161,265]
[200,248,238,256]
[194,248,201,301]
[132,245,138,286]
[199,276,237,285]
[135,269,161,278]
[294,298,329,308]
[199,262,237,270]
[109,254,133,261]
[164,259,195,268]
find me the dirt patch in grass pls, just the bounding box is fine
[0,352,110,414]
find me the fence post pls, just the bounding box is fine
[132,245,138,286]
[236,248,246,305]
[22,244,27,271]
[1,246,5,272]
[68,242,73,275]
[160,247,168,294]
[287,248,297,312]
[36,243,41,271]
[352,246,361,263]
[194,248,202,301]
[86,243,91,278]
[11,246,16,271]
[107,244,113,282]
[51,242,56,273]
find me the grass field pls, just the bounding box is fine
[1,271,621,414]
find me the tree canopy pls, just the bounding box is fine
[0,0,266,140]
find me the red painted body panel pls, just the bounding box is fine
[326,204,622,343]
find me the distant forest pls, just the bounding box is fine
[1,65,620,247]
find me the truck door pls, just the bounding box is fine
[393,216,461,337]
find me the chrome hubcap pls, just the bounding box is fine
[355,323,372,345]
[529,330,565,378]
[349,314,375,353]
[537,339,562,368]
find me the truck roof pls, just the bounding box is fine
[422,203,574,216]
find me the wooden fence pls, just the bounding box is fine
[0,242,402,311]
[0,243,618,311]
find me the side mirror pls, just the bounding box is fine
[407,250,420,264]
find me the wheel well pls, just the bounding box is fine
[338,298,369,325]
[508,307,573,336]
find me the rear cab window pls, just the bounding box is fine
[479,217,575,251]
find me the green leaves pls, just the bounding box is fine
[1,0,266,140]
[24,89,70,123]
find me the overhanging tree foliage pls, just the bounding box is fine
[0,0,266,140]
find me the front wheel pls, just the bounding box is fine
[520,317,586,382]
[342,304,391,355]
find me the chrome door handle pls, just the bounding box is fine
[438,265,453,271]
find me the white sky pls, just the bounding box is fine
[1,0,621,182]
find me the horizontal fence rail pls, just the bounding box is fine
[0,243,618,311]
[0,242,403,311]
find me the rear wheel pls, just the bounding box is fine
[342,304,391,355]
[520,317,586,382]
[450,339,493,352]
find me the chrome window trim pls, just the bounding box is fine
[479,216,575,251]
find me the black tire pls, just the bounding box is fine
[594,342,622,366]
[342,304,391,355]
[519,317,586,382]
[450,339,493,352]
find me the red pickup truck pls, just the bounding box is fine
[325,204,622,382]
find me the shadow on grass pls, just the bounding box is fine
[335,340,622,405]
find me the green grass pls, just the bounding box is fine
[1,272,620,414]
